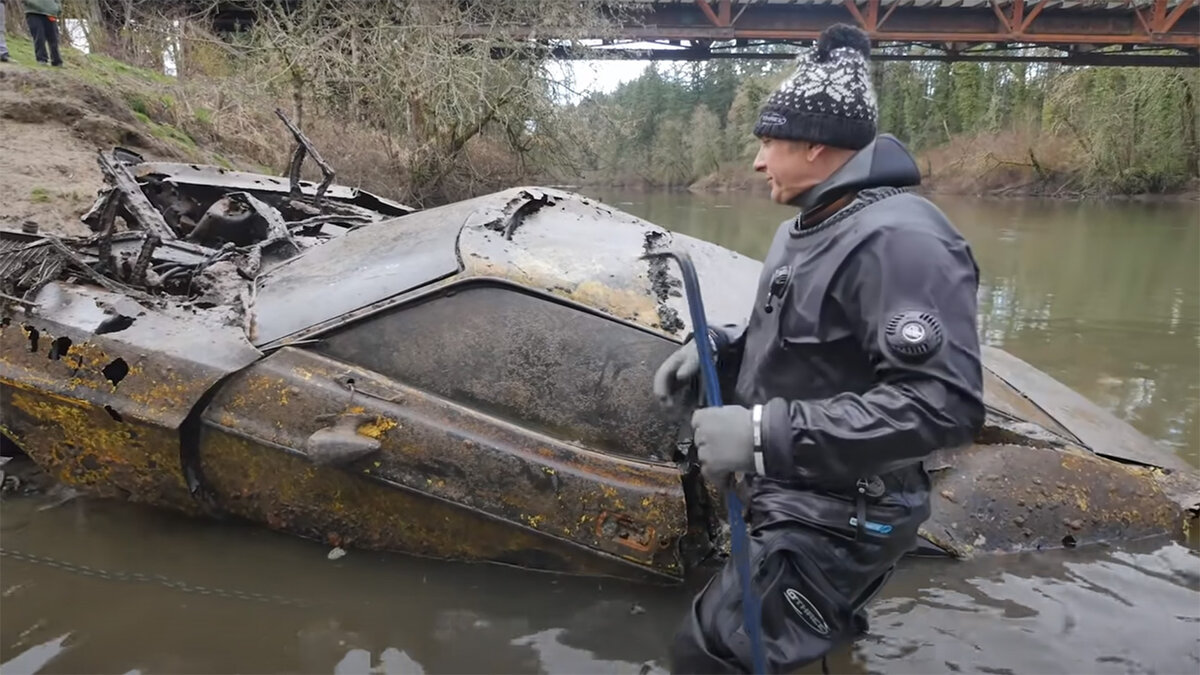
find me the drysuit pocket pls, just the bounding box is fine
[754,528,857,672]
[673,526,859,674]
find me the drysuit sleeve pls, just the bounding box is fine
[758,227,986,482]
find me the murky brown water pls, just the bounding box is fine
[3,191,1198,674]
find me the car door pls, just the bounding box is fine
[194,281,702,581]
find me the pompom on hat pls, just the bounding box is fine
[753,24,879,150]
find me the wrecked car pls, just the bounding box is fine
[1,146,1197,584]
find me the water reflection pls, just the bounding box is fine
[0,633,70,675]
[0,497,688,674]
[584,189,1200,463]
[859,542,1200,674]
[1,494,1197,674]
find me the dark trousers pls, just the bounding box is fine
[668,482,918,674]
[26,14,62,66]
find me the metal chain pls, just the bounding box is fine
[0,547,313,608]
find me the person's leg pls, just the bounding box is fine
[669,562,742,674]
[26,14,47,64]
[46,17,62,66]
[670,524,895,674]
[1,5,11,62]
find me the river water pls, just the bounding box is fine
[2,191,1198,674]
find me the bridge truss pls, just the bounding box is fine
[549,0,1200,66]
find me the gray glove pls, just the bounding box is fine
[691,405,757,482]
[652,340,701,409]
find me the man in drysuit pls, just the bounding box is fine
[653,24,985,674]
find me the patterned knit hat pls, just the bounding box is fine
[753,24,878,150]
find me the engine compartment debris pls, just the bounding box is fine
[1,111,414,326]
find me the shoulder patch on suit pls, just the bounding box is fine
[884,311,944,362]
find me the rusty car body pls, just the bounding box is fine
[2,148,1197,584]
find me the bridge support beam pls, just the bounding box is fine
[599,0,1200,54]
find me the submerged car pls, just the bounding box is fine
[1,150,1196,583]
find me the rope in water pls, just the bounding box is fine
[0,546,312,608]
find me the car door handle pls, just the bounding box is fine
[304,413,382,467]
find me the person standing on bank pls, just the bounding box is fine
[653,24,985,674]
[1,4,12,63]
[24,0,63,67]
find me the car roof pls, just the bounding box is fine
[252,187,762,346]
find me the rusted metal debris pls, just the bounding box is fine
[481,189,559,240]
[96,151,176,241]
[276,108,336,211]
[0,232,65,301]
[0,124,414,324]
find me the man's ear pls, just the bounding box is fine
[806,143,827,163]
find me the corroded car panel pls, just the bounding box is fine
[980,345,1192,472]
[312,282,684,463]
[197,347,696,581]
[199,431,668,580]
[924,443,1187,557]
[0,282,261,511]
[980,368,1079,444]
[254,187,765,350]
[455,187,763,338]
[251,204,466,346]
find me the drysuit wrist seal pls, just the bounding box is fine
[752,404,765,475]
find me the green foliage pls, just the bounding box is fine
[688,105,723,178]
[562,60,790,187]
[147,120,197,150]
[126,93,152,118]
[1044,67,1198,193]
[562,54,1197,195]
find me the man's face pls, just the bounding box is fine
[752,137,821,205]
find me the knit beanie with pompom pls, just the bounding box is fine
[753,24,878,150]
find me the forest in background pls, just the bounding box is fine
[556,57,1200,197]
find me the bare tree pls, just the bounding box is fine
[233,0,635,205]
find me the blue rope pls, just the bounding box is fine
[652,250,767,675]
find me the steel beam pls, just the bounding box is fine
[1161,0,1198,33]
[544,45,1198,67]
[568,1,1200,50]
[199,1,1200,64]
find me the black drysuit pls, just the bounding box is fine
[670,135,985,673]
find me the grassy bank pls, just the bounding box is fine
[674,129,1200,201]
[1,32,426,236]
[2,0,584,211]
[1,33,318,177]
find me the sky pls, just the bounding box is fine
[558,58,652,97]
[547,40,680,101]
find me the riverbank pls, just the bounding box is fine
[0,35,279,236]
[682,167,1200,202]
[0,32,529,235]
[568,129,1200,202]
